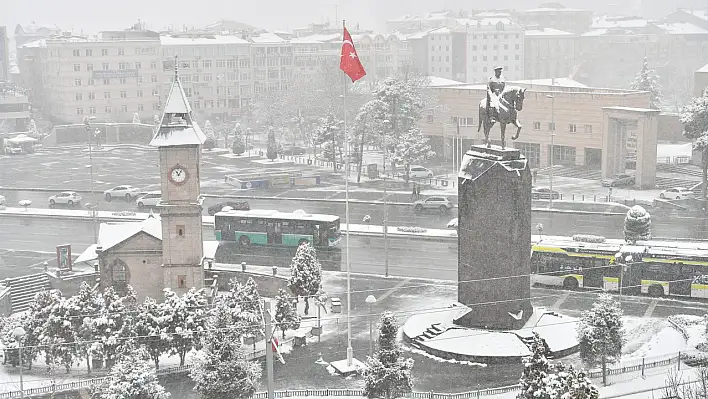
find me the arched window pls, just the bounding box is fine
[112,260,128,292]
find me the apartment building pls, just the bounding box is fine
[464,17,525,83]
[513,6,592,33]
[0,84,31,132]
[524,28,579,80]
[1,27,8,82]
[18,30,163,124]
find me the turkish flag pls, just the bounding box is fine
[340,27,366,82]
[271,337,285,365]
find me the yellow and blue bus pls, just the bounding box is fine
[531,237,708,298]
[214,209,341,249]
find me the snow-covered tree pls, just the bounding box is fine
[630,57,661,110]
[94,286,136,368]
[239,278,264,336]
[42,293,81,373]
[681,89,708,211]
[289,243,322,315]
[191,300,261,399]
[28,119,39,138]
[274,288,300,338]
[153,114,161,125]
[313,113,344,169]
[219,279,262,338]
[266,127,278,160]
[519,333,552,398]
[232,124,245,155]
[133,297,168,369]
[577,293,624,386]
[623,205,651,243]
[364,312,414,399]
[203,120,216,150]
[70,282,105,373]
[132,113,141,124]
[392,126,435,182]
[18,290,60,370]
[94,347,169,399]
[161,288,208,366]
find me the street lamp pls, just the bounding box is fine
[365,294,377,357]
[381,120,390,278]
[13,326,25,398]
[614,252,632,302]
[83,116,98,244]
[546,94,556,209]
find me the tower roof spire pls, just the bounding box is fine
[174,55,179,80]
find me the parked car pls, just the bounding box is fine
[208,201,251,215]
[660,187,694,200]
[532,187,560,200]
[281,145,307,156]
[409,165,434,179]
[601,174,635,187]
[49,191,82,207]
[413,196,454,213]
[136,191,161,208]
[0,195,5,207]
[103,185,141,202]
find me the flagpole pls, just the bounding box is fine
[343,19,354,369]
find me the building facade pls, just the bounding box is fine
[696,63,708,97]
[524,28,579,80]
[513,6,592,33]
[422,81,650,169]
[18,30,163,124]
[464,17,525,83]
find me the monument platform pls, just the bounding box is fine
[402,304,579,364]
[329,358,366,376]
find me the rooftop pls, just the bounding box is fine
[97,215,162,251]
[522,7,589,13]
[592,15,648,29]
[654,22,708,35]
[698,63,708,73]
[680,9,708,23]
[511,77,588,88]
[160,34,250,46]
[249,32,287,43]
[427,76,463,87]
[525,28,574,36]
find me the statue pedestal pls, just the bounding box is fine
[455,145,533,330]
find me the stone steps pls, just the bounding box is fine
[413,323,445,342]
[5,273,51,314]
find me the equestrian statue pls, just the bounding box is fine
[478,66,527,149]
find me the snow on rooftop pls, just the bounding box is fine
[511,77,588,88]
[290,33,340,44]
[97,215,162,251]
[427,76,463,87]
[581,28,608,37]
[592,15,648,29]
[524,28,574,36]
[250,32,286,43]
[655,22,708,35]
[524,7,588,12]
[160,35,249,46]
[698,63,708,73]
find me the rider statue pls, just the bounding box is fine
[486,66,506,124]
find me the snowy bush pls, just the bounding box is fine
[161,288,208,366]
[572,234,606,243]
[363,215,371,223]
[623,205,651,244]
[364,312,414,399]
[112,211,137,216]
[274,288,300,338]
[232,125,245,155]
[447,218,458,229]
[577,293,624,386]
[28,119,39,138]
[132,113,141,124]
[153,114,161,125]
[266,127,278,160]
[94,348,169,399]
[681,89,708,209]
[289,243,322,315]
[396,226,428,233]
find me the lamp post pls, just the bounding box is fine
[83,116,98,243]
[546,94,555,209]
[365,295,377,357]
[381,120,390,277]
[614,252,632,303]
[13,326,25,399]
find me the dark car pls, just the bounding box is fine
[601,173,635,187]
[208,201,250,215]
[281,146,307,156]
[532,188,560,200]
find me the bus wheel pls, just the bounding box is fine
[239,236,251,246]
[563,276,579,290]
[298,239,309,246]
[648,284,664,297]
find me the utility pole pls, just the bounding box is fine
[264,299,275,399]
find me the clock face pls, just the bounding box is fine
[169,166,188,185]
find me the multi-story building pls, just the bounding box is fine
[513,5,592,33]
[696,63,708,97]
[386,11,461,33]
[0,26,8,82]
[0,84,30,132]
[18,30,163,124]
[524,28,579,80]
[422,79,650,169]
[464,17,525,83]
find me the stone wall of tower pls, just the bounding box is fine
[159,145,201,203]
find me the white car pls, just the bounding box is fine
[104,185,141,202]
[409,165,434,179]
[136,191,161,208]
[659,187,693,200]
[49,191,82,207]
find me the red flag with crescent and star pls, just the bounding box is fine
[340,26,366,82]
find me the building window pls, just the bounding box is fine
[101,49,108,56]
[150,60,157,69]
[493,56,498,61]
[88,92,95,100]
[569,124,577,133]
[74,78,82,86]
[515,44,520,50]
[483,56,487,61]
[121,104,128,112]
[493,45,498,50]
[431,56,434,61]
[533,122,541,130]
[120,91,127,98]
[548,122,556,131]
[426,113,434,123]
[504,44,509,50]
[87,63,93,71]
[472,45,477,51]
[151,75,157,83]
[483,45,487,50]
[152,89,159,96]
[177,225,185,237]
[138,104,144,111]
[135,62,142,69]
[88,79,94,86]
[137,76,143,84]
[76,93,83,101]
[137,90,143,97]
[74,64,81,72]
[85,49,92,56]
[202,60,212,68]
[118,48,124,56]
[515,55,520,61]
[102,63,109,70]
[73,49,80,57]
[103,79,110,85]
[118,62,126,70]
[76,108,83,115]
[89,107,96,114]
[104,92,111,99]
[483,66,487,72]
[472,56,477,62]
[112,261,128,291]
[105,105,112,113]
[584,125,593,134]
[177,275,187,289]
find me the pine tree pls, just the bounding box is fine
[132,113,141,124]
[518,333,552,398]
[274,288,301,338]
[364,312,414,399]
[314,113,344,169]
[232,125,245,155]
[28,119,39,138]
[70,282,104,373]
[289,243,322,315]
[239,278,264,337]
[630,57,661,110]
[266,127,278,160]
[133,297,168,369]
[577,293,624,386]
[551,364,599,399]
[681,89,708,212]
[19,290,60,370]
[203,120,216,150]
[623,205,651,243]
[393,126,435,182]
[42,293,80,373]
[191,301,262,399]
[161,288,208,366]
[95,347,170,399]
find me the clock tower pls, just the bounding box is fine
[150,57,207,294]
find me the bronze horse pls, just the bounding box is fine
[477,86,526,149]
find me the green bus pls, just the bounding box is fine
[214,209,342,248]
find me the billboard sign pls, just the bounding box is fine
[56,244,72,270]
[92,69,138,79]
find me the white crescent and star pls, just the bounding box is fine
[342,40,358,58]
